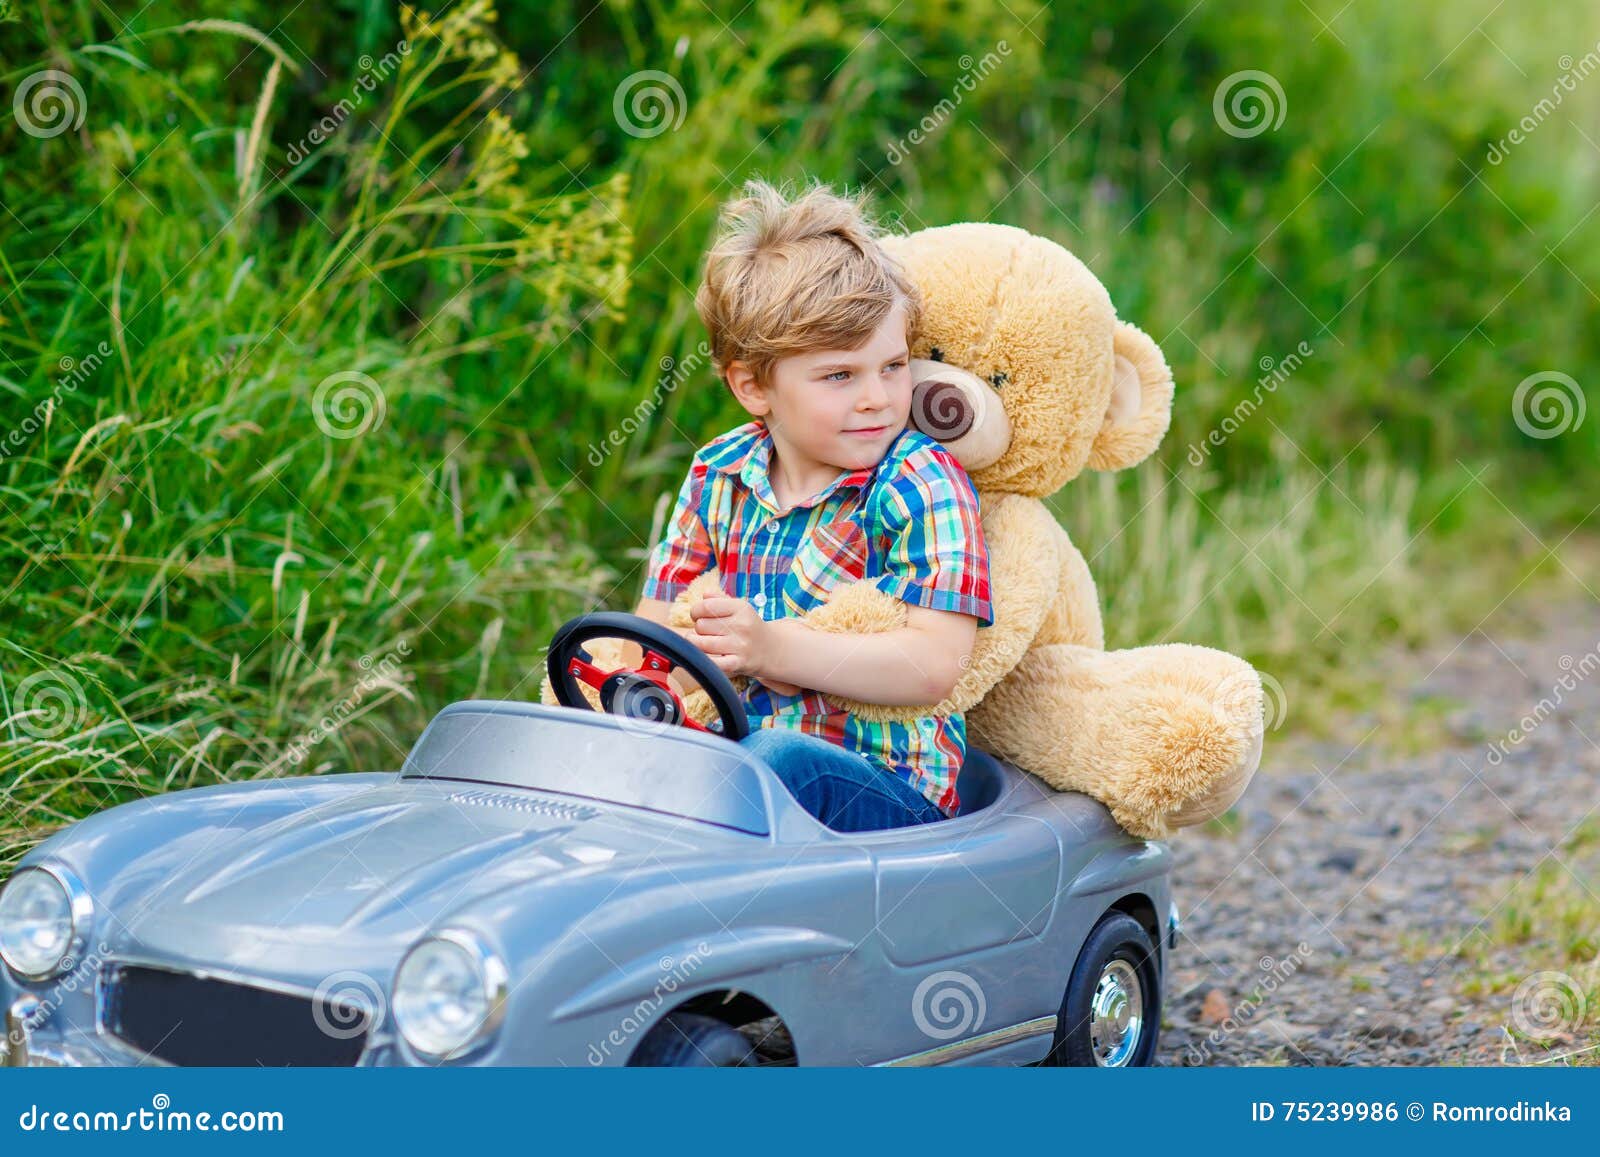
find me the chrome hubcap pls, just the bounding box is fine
[1089,959,1143,1066]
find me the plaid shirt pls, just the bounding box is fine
[641,419,992,816]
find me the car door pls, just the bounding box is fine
[872,812,1061,966]
[855,813,1064,1061]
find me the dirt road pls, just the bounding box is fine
[1159,602,1600,1065]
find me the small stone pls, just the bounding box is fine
[1368,1015,1427,1046]
[1199,988,1231,1025]
[1319,849,1361,873]
[1253,1015,1322,1040]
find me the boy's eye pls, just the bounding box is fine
[885,360,907,372]
[824,370,851,382]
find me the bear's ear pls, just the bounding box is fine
[1086,321,1174,471]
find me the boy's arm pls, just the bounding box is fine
[768,603,977,704]
[633,597,676,625]
[690,441,990,705]
[687,597,975,704]
[633,594,700,657]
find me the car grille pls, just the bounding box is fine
[106,965,371,1066]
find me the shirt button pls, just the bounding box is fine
[751,592,767,609]
[765,518,780,533]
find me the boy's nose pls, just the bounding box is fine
[858,376,889,409]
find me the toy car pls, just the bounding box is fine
[1,613,1176,1068]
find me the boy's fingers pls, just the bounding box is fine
[690,596,739,619]
[694,632,736,655]
[692,615,731,637]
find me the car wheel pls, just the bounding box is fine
[627,1012,758,1067]
[1045,911,1161,1067]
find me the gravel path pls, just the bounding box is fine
[1159,601,1600,1066]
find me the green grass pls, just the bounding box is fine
[1455,821,1600,1065]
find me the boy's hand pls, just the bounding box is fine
[688,595,777,681]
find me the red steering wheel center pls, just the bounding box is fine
[564,648,712,733]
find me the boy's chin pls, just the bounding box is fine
[826,439,894,470]
[829,425,903,465]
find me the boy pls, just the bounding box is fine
[637,179,991,832]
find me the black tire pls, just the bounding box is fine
[1044,911,1161,1067]
[627,1012,757,1067]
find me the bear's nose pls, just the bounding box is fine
[911,377,975,441]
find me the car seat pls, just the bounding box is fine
[953,749,1005,817]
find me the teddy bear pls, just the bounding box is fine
[544,222,1264,839]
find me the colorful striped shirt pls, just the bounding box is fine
[641,419,992,815]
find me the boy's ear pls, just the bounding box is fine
[723,360,769,416]
[1086,321,1174,471]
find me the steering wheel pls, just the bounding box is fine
[546,611,750,741]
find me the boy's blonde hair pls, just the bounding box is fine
[695,178,922,388]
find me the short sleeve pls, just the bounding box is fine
[640,463,714,601]
[869,445,993,627]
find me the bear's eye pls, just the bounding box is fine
[989,372,1008,389]
[928,347,944,362]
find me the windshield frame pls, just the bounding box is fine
[400,701,772,836]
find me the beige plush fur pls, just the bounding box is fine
[544,222,1264,840]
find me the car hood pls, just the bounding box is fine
[115,778,719,971]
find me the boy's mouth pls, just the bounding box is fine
[843,424,889,437]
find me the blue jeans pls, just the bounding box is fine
[739,727,948,832]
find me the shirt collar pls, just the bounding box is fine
[714,420,877,514]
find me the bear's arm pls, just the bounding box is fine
[808,493,1062,722]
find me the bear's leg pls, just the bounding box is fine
[967,642,1264,840]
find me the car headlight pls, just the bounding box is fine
[0,865,92,981]
[392,929,507,1060]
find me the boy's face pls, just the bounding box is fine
[734,298,912,473]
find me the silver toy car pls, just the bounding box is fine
[1,613,1177,1068]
